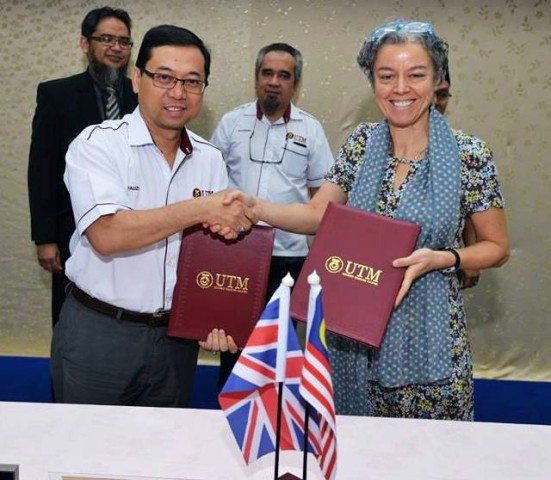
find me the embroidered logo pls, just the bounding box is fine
[192,188,214,198]
[286,131,307,147]
[127,185,140,191]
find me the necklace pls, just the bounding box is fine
[390,145,428,166]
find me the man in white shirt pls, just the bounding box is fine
[52,25,253,407]
[210,42,333,389]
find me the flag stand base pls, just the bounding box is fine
[278,473,301,479]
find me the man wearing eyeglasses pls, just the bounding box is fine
[210,43,334,389]
[435,63,452,114]
[50,25,252,407]
[28,6,137,330]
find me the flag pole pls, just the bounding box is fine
[274,379,284,480]
[302,270,320,480]
[274,273,294,480]
[302,402,310,479]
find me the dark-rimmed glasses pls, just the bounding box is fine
[249,119,289,164]
[89,34,133,49]
[141,69,208,94]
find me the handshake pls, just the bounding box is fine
[201,190,259,240]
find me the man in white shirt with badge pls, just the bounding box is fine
[210,42,333,389]
[52,25,253,407]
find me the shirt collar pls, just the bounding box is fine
[255,100,292,123]
[128,108,194,155]
[180,127,193,155]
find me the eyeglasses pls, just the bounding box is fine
[141,69,208,94]
[89,34,133,49]
[249,119,289,164]
[369,21,435,42]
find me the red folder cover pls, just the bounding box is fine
[168,225,274,347]
[290,202,421,347]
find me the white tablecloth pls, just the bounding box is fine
[0,402,549,479]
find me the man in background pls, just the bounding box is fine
[28,6,137,327]
[435,63,452,114]
[210,42,334,389]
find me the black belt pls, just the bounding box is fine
[70,285,170,327]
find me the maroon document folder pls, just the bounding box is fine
[168,225,274,347]
[290,202,421,348]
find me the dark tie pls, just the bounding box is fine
[105,86,120,120]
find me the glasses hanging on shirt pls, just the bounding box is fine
[248,118,290,164]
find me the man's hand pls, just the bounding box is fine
[203,190,258,239]
[459,269,480,289]
[199,328,239,354]
[36,243,62,273]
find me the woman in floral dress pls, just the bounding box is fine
[224,19,509,420]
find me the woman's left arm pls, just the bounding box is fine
[457,207,510,269]
[393,133,510,306]
[393,208,509,306]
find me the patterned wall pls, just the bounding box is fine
[0,0,549,380]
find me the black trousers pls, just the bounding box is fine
[51,218,74,327]
[51,271,70,327]
[217,255,305,391]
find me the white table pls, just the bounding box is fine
[0,402,549,479]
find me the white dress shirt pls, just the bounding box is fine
[64,108,228,312]
[210,101,333,257]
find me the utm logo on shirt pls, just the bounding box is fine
[286,131,307,146]
[192,188,214,198]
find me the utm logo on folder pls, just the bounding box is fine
[325,255,383,286]
[196,270,249,294]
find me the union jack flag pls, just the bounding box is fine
[299,283,337,480]
[218,282,319,464]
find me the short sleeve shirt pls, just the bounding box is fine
[210,101,334,256]
[64,108,228,312]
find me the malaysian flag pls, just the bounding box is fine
[299,278,337,480]
[218,279,319,465]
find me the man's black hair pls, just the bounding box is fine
[81,6,132,37]
[135,25,211,81]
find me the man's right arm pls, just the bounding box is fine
[28,82,63,271]
[85,193,254,256]
[66,126,254,256]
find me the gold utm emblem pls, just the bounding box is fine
[286,132,294,140]
[196,271,213,289]
[192,188,202,198]
[325,256,343,274]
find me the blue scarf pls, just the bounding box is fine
[344,107,461,387]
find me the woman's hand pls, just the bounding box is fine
[203,190,259,238]
[392,248,455,307]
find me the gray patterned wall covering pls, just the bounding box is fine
[0,0,549,380]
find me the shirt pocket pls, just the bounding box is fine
[282,142,309,178]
